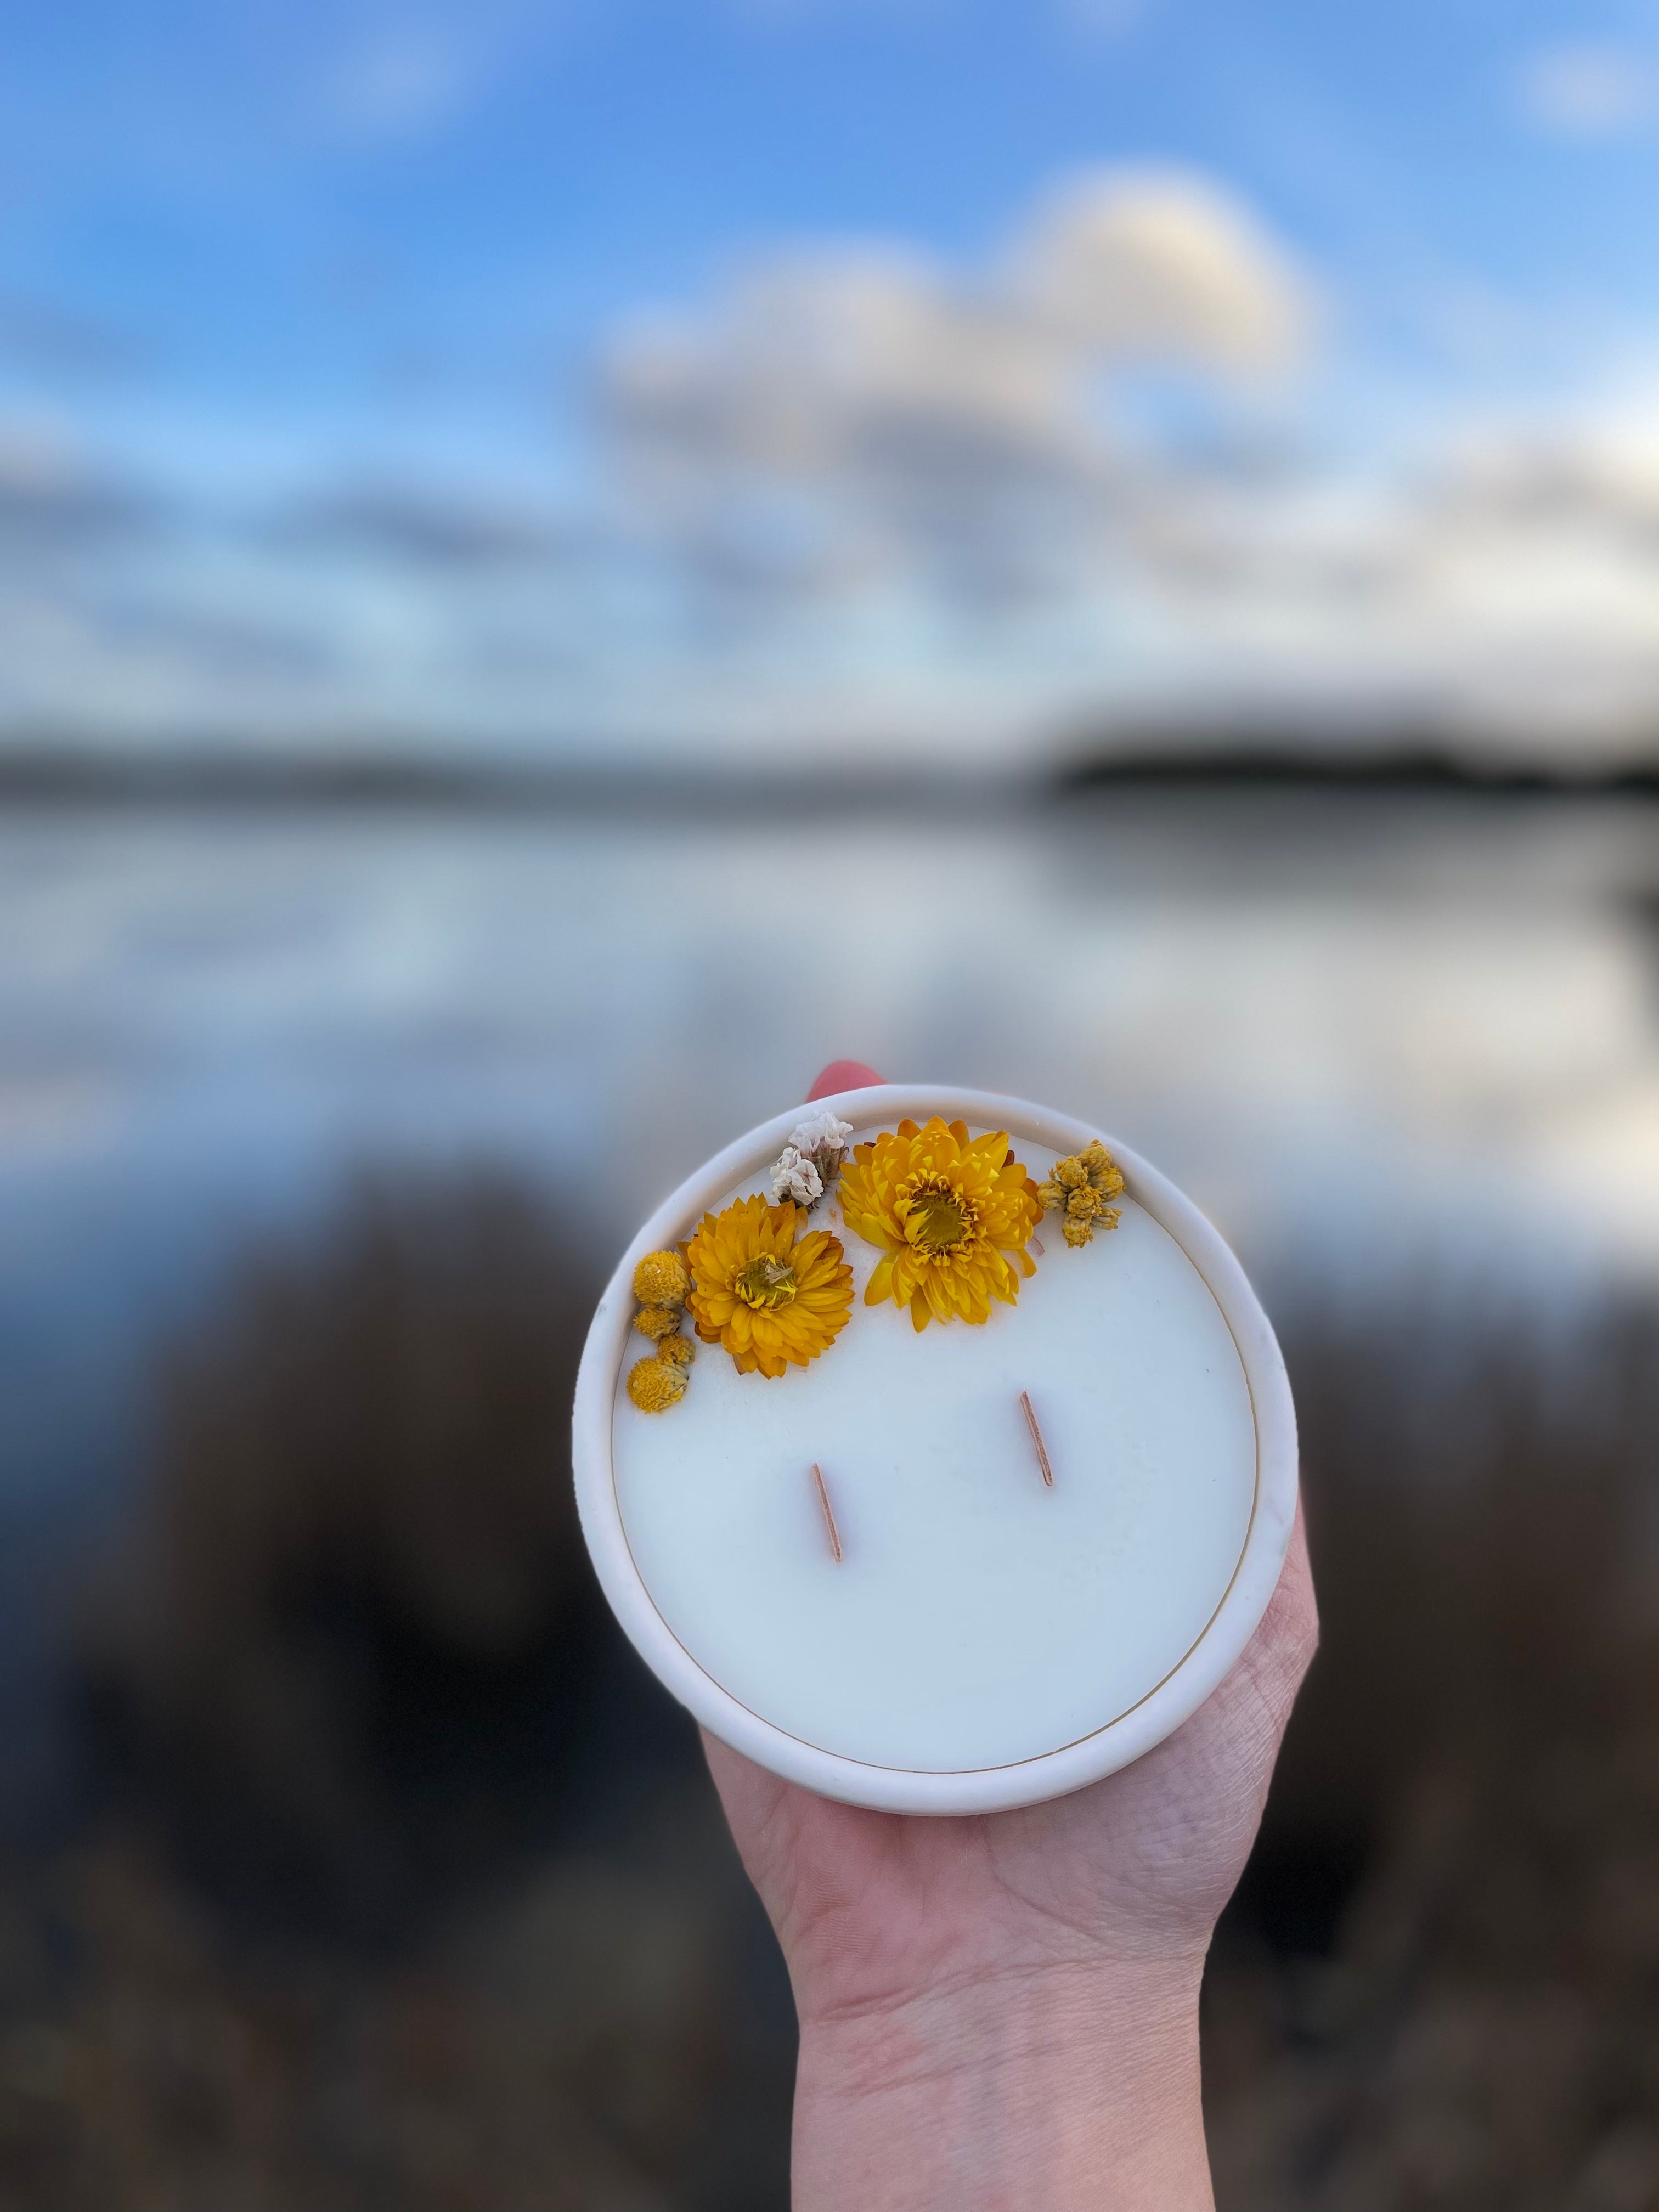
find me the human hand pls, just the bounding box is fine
[703,1061,1318,2211]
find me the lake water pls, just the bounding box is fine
[4,786,1659,1522]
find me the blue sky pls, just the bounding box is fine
[4,0,1658,763]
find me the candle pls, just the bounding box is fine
[573,1085,1296,1814]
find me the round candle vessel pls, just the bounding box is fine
[572,1086,1297,1815]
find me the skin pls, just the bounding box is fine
[702,1061,1319,2211]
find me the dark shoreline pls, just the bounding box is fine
[2,741,1658,815]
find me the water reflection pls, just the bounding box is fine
[5,788,1659,2207]
[3,788,1659,1511]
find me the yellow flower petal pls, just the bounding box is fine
[839,1116,1042,1330]
[685,1192,853,1377]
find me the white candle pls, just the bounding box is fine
[574,1086,1296,1814]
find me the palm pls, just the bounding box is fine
[707,1489,1316,2026]
[708,1063,1318,2028]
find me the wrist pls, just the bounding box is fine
[792,1957,1212,2212]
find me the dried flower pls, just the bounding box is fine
[627,1357,686,1413]
[1039,1142,1125,1248]
[769,1111,854,1212]
[633,1303,683,1342]
[633,1249,690,1307]
[685,1195,854,1378]
[770,1146,825,1207]
[625,1248,693,1407]
[840,1118,1042,1331]
[1081,1139,1124,1195]
[788,1111,854,1158]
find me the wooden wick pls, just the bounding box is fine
[1020,1391,1056,1488]
[810,1462,844,1563]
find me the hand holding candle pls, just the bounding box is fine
[702,1062,1319,2212]
[573,1057,1309,2204]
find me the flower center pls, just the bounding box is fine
[905,1178,974,1254]
[735,1254,798,1310]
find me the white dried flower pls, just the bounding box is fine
[788,1111,854,1159]
[770,1146,824,1206]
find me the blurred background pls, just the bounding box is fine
[4,2,1659,2205]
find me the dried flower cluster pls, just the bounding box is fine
[769,1112,853,1211]
[625,1249,696,1412]
[1037,1141,1125,1249]
[623,1115,1130,1409]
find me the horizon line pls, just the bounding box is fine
[3,736,1659,811]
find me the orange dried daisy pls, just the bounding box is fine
[839,1116,1042,1331]
[685,1194,854,1379]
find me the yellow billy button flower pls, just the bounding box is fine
[627,1356,686,1413]
[839,1117,1042,1332]
[685,1194,854,1379]
[633,1249,690,1306]
[633,1302,684,1342]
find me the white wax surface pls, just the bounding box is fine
[610,1130,1257,1773]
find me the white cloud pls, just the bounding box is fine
[1516,44,1656,139]
[0,421,157,551]
[1012,168,1311,370]
[1092,388,1659,746]
[607,251,1076,485]
[601,168,1313,607]
[586,167,1659,760]
[9,167,1659,768]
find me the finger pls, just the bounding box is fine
[807,1060,884,1101]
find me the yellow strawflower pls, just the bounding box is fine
[685,1195,854,1379]
[839,1116,1042,1331]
